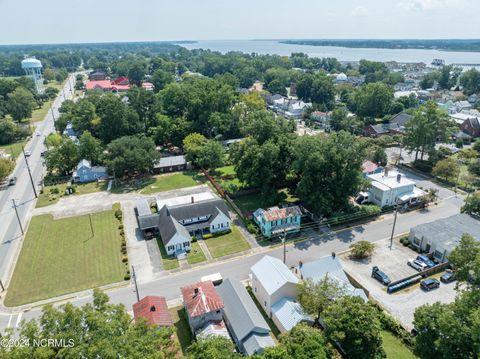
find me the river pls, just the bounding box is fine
[180,40,480,65]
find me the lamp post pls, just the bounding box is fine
[21,145,37,198]
[11,199,24,235]
[389,199,399,250]
[281,229,287,264]
[132,265,140,302]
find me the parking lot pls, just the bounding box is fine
[340,238,457,330]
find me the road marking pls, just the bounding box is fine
[6,314,12,328]
[15,313,22,327]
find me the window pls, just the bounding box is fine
[413,237,420,245]
[433,250,443,260]
[221,223,223,228]
[216,310,220,314]
[254,287,257,292]
[264,301,267,307]
[183,242,189,248]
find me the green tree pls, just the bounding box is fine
[279,323,328,359]
[6,87,36,121]
[105,135,159,177]
[151,69,174,92]
[460,68,480,95]
[267,79,287,96]
[183,133,207,164]
[0,158,15,181]
[293,132,365,215]
[298,276,347,324]
[127,62,146,86]
[297,73,334,108]
[462,192,480,216]
[448,233,480,286]
[44,86,59,100]
[354,82,393,118]
[187,336,240,359]
[432,157,460,183]
[329,107,348,131]
[323,296,386,359]
[197,140,225,170]
[79,131,102,165]
[0,289,178,358]
[44,137,79,175]
[71,98,96,134]
[95,93,131,143]
[350,240,375,259]
[371,147,388,166]
[42,68,56,82]
[127,86,156,134]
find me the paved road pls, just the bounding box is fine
[12,194,463,332]
[0,75,76,284]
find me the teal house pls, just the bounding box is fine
[253,206,302,238]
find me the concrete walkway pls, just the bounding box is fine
[197,240,213,260]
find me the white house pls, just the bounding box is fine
[366,169,424,208]
[251,256,308,333]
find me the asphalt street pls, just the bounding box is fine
[0,75,76,284]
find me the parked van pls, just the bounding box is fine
[200,273,223,286]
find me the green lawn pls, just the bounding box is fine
[216,165,236,176]
[205,225,250,258]
[5,208,125,306]
[156,237,180,270]
[381,331,417,359]
[111,172,204,195]
[170,306,193,355]
[186,241,207,264]
[234,188,298,213]
[0,140,26,160]
[36,181,108,208]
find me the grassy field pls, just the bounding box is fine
[186,241,207,264]
[0,140,26,160]
[5,208,125,306]
[215,165,236,176]
[36,181,108,208]
[156,237,180,270]
[111,172,204,195]
[381,331,417,359]
[205,225,250,258]
[170,306,193,355]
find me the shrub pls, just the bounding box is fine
[247,223,258,234]
[114,209,123,220]
[124,274,131,280]
[118,224,124,230]
[214,229,232,236]
[191,235,197,242]
[203,233,213,239]
[122,256,128,263]
[119,229,124,236]
[349,240,375,259]
[50,187,60,194]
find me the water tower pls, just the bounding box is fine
[21,57,44,94]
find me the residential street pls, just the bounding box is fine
[3,192,463,333]
[0,75,76,285]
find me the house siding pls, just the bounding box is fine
[165,232,191,256]
[209,212,231,233]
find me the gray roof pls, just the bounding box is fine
[158,205,191,246]
[410,214,480,252]
[300,256,367,302]
[454,131,472,139]
[389,112,412,127]
[167,198,230,224]
[251,255,298,296]
[217,278,274,355]
[369,123,400,134]
[136,199,152,217]
[271,297,309,332]
[154,155,186,168]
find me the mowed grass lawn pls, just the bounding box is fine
[381,331,417,359]
[111,172,203,195]
[156,237,179,270]
[0,140,27,160]
[36,181,108,208]
[187,241,206,264]
[205,225,250,258]
[5,209,125,307]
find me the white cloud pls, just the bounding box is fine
[397,0,465,11]
[351,5,369,16]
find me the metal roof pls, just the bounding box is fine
[271,297,309,332]
[410,214,480,252]
[136,199,152,217]
[250,256,298,296]
[217,278,274,355]
[181,280,224,318]
[155,155,187,168]
[132,296,172,327]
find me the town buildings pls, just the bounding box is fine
[72,159,108,183]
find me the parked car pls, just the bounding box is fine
[408,259,428,272]
[416,255,436,268]
[372,266,391,285]
[36,131,40,136]
[440,271,455,283]
[201,273,223,286]
[420,278,440,291]
[8,177,17,186]
[24,150,31,157]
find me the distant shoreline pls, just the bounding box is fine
[279,39,480,53]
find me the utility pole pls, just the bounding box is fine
[389,202,398,249]
[22,145,37,198]
[132,265,140,302]
[49,102,56,122]
[11,199,24,235]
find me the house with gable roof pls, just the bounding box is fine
[253,206,302,238]
[72,159,108,183]
[181,280,224,334]
[132,296,173,327]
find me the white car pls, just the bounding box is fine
[36,131,41,136]
[24,150,31,157]
[407,259,428,272]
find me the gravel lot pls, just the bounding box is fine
[340,238,457,330]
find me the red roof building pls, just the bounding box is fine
[181,281,223,318]
[132,296,173,327]
[362,160,383,176]
[85,77,131,92]
[113,76,130,85]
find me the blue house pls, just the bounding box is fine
[253,206,302,238]
[72,159,108,183]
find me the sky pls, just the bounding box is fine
[0,0,479,45]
